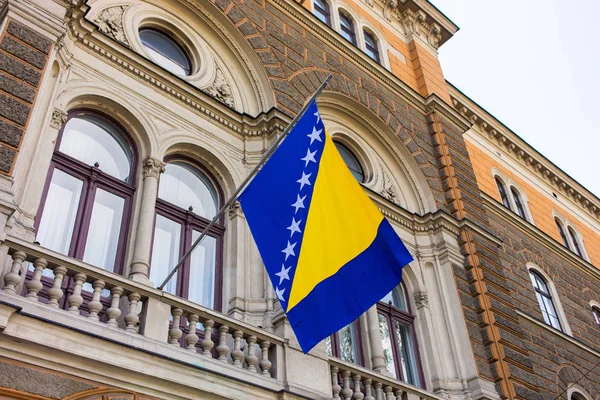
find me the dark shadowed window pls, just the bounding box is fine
[592,307,600,327]
[529,270,562,331]
[339,11,356,44]
[510,187,527,219]
[334,142,364,182]
[377,283,423,387]
[567,227,583,258]
[495,177,512,210]
[325,320,363,365]
[363,30,380,63]
[140,28,191,76]
[36,111,136,274]
[570,393,588,400]
[313,0,331,26]
[149,159,223,310]
[555,219,571,250]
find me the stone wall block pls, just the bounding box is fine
[0,72,35,103]
[0,143,15,172]
[0,36,46,69]
[0,53,41,86]
[0,93,30,126]
[0,119,23,147]
[6,21,51,54]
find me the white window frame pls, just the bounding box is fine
[527,263,572,336]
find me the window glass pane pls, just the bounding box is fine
[378,313,397,379]
[593,308,600,326]
[381,286,408,311]
[36,169,83,255]
[556,219,570,249]
[158,162,218,219]
[335,143,364,182]
[188,230,216,309]
[140,29,191,76]
[364,31,379,62]
[313,0,330,25]
[59,115,132,181]
[150,214,182,295]
[568,228,583,257]
[394,321,420,387]
[325,336,333,356]
[339,13,355,44]
[511,188,526,219]
[82,189,125,272]
[338,323,359,364]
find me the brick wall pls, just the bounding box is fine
[0,19,51,175]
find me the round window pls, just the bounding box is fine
[139,28,191,76]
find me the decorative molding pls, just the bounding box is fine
[50,108,67,129]
[142,157,166,179]
[228,201,243,219]
[93,5,130,47]
[203,66,235,109]
[449,85,600,222]
[380,170,399,205]
[413,291,428,308]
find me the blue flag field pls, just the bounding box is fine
[239,101,413,353]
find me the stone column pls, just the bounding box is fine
[366,305,387,374]
[129,157,165,283]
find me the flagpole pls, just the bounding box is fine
[157,75,333,291]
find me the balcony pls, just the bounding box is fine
[0,236,442,400]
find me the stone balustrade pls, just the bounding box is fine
[329,359,443,400]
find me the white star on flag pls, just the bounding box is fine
[307,126,322,144]
[282,241,297,260]
[275,264,291,285]
[275,286,286,302]
[287,217,302,237]
[301,148,317,167]
[291,194,306,214]
[297,171,312,190]
[314,110,321,124]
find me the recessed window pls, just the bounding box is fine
[495,177,511,210]
[363,30,380,63]
[529,270,562,331]
[140,28,191,76]
[592,306,600,327]
[325,320,362,365]
[511,187,526,219]
[567,227,583,258]
[334,142,364,182]
[555,218,570,249]
[313,0,331,26]
[571,393,588,400]
[339,11,356,45]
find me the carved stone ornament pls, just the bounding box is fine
[142,157,166,179]
[228,200,243,218]
[94,6,130,47]
[378,7,443,50]
[50,108,67,129]
[380,171,399,205]
[203,66,235,109]
[413,291,428,308]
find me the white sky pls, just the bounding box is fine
[430,0,600,198]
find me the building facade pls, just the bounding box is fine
[0,0,598,399]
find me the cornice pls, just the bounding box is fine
[481,192,600,281]
[449,84,600,222]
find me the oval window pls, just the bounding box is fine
[140,28,192,76]
[335,142,364,182]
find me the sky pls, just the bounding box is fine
[430,0,600,198]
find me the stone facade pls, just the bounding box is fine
[0,0,597,400]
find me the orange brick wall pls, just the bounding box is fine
[466,139,600,268]
[303,0,450,103]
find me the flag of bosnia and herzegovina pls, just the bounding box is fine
[239,100,414,353]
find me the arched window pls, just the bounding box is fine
[149,159,223,310]
[312,0,331,26]
[510,187,526,219]
[529,270,562,331]
[334,142,364,182]
[495,177,512,210]
[35,111,136,274]
[377,284,422,387]
[592,306,600,327]
[325,320,363,365]
[363,30,380,63]
[570,392,588,400]
[339,11,356,45]
[140,28,192,76]
[567,227,583,258]
[555,218,570,249]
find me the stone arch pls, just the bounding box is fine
[316,92,436,214]
[63,388,159,400]
[557,364,599,400]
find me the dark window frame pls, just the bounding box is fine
[567,227,583,258]
[363,29,380,63]
[510,186,527,220]
[377,285,424,387]
[592,306,600,327]
[495,177,512,211]
[529,270,563,331]
[313,0,332,26]
[555,218,571,250]
[327,319,365,366]
[339,11,356,45]
[149,155,225,311]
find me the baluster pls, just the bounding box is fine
[374,382,383,400]
[47,266,67,308]
[231,330,243,367]
[216,325,229,362]
[393,389,403,400]
[87,280,105,321]
[200,319,214,357]
[245,335,258,372]
[259,340,272,376]
[2,250,27,294]
[383,386,394,400]
[364,378,375,400]
[125,292,141,333]
[106,286,123,328]
[169,308,183,345]
[341,370,353,400]
[331,366,341,400]
[25,257,46,300]
[353,374,365,400]
[186,313,199,351]
[68,273,87,314]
